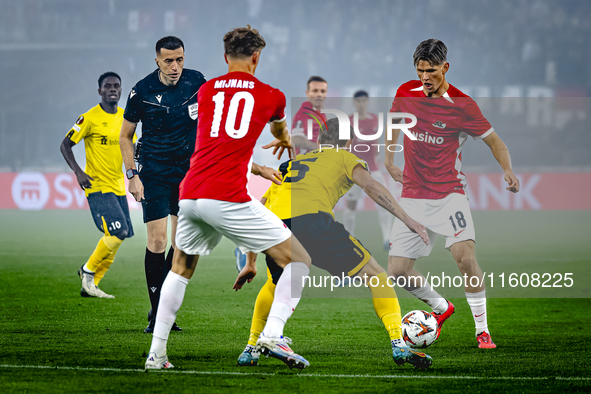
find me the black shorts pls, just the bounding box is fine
[140,176,181,223]
[87,192,134,240]
[266,212,372,284]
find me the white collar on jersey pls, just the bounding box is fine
[410,86,455,103]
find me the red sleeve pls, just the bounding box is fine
[463,98,494,140]
[269,89,286,123]
[389,88,402,112]
[291,108,307,137]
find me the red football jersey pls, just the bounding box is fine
[180,71,286,203]
[390,80,493,200]
[349,112,380,171]
[291,101,327,155]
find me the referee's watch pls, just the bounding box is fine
[126,168,138,179]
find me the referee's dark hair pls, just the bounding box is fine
[413,39,447,67]
[318,118,351,148]
[353,90,368,98]
[224,25,266,58]
[98,72,121,88]
[307,76,327,90]
[156,36,185,55]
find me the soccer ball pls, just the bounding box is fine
[401,310,438,348]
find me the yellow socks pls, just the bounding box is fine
[369,272,403,341]
[84,235,123,285]
[247,269,276,346]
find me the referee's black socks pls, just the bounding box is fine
[145,248,167,316]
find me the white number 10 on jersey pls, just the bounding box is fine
[210,91,254,139]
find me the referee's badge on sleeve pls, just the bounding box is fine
[188,103,198,120]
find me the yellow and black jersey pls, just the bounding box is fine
[268,148,368,219]
[66,104,136,197]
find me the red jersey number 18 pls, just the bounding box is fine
[210,91,254,139]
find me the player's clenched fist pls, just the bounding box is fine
[504,171,520,193]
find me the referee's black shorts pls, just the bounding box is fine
[266,212,372,284]
[138,159,188,223]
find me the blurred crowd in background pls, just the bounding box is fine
[0,0,588,171]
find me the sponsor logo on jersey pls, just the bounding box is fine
[100,136,108,145]
[409,131,444,145]
[432,121,446,128]
[454,229,465,237]
[129,90,136,98]
[102,122,109,127]
[76,115,84,125]
[150,287,157,293]
[155,95,163,103]
[188,103,198,120]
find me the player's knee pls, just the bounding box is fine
[288,242,311,267]
[455,254,477,271]
[359,258,384,277]
[388,264,410,278]
[111,224,129,240]
[113,229,128,240]
[148,236,168,253]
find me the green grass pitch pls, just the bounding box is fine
[0,209,590,393]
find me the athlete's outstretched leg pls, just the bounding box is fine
[146,249,199,369]
[359,258,432,369]
[256,235,311,369]
[450,240,495,348]
[238,266,276,367]
[388,256,454,339]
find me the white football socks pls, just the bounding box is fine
[466,290,488,335]
[262,262,310,338]
[408,281,448,314]
[342,207,356,236]
[149,271,189,357]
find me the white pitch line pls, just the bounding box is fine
[0,365,589,381]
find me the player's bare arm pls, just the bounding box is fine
[59,137,94,190]
[263,120,293,159]
[482,131,520,193]
[119,119,143,201]
[233,252,258,291]
[251,163,282,185]
[352,164,429,245]
[385,119,403,183]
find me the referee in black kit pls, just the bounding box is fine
[120,36,206,333]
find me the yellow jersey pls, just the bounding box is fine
[266,148,368,219]
[66,104,135,196]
